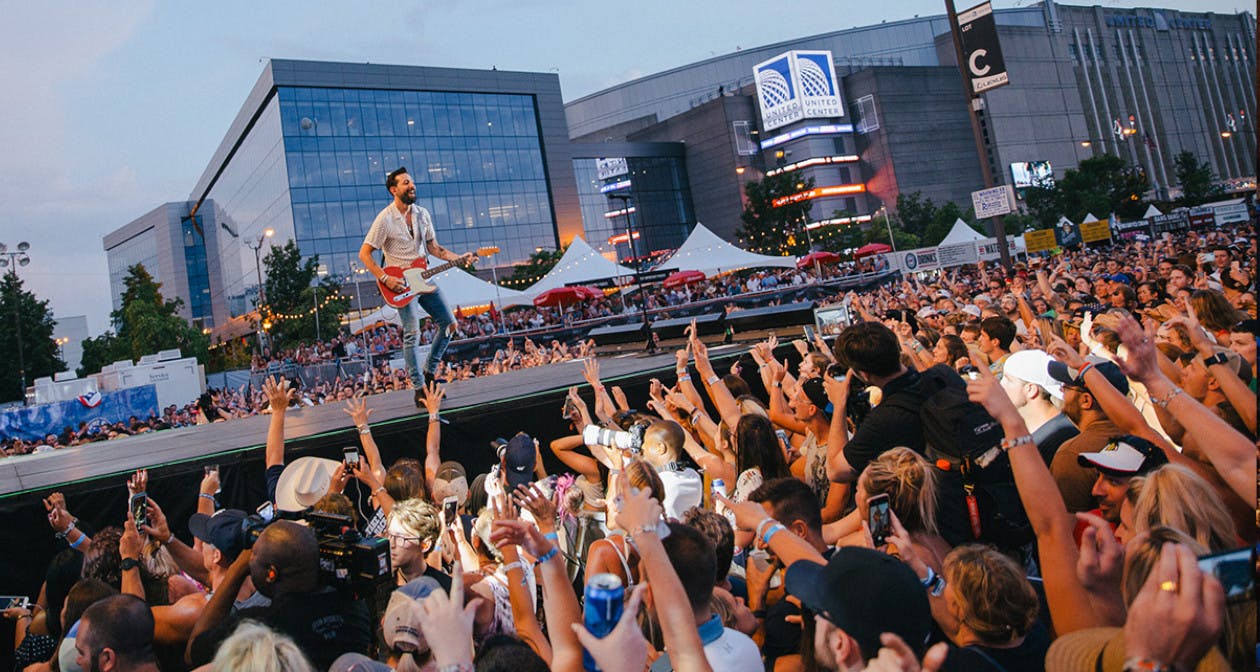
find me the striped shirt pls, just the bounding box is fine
[363,203,437,268]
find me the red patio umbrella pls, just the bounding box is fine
[853,242,892,259]
[662,269,706,288]
[796,251,842,269]
[532,285,602,308]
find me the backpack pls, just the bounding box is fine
[883,366,1034,555]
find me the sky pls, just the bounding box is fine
[0,0,1250,338]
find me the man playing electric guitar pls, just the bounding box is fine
[360,166,474,407]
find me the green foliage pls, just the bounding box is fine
[737,172,815,255]
[1173,150,1223,208]
[1023,154,1149,226]
[261,240,348,348]
[78,264,208,376]
[508,244,567,288]
[0,273,65,402]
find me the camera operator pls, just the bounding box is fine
[185,520,372,670]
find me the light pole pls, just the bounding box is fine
[0,242,31,400]
[608,193,652,351]
[879,206,898,254]
[312,264,327,343]
[244,228,274,351]
[483,247,507,334]
[350,264,373,372]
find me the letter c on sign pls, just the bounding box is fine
[969,49,991,76]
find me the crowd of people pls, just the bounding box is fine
[4,223,1257,672]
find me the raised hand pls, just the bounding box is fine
[582,357,602,388]
[1111,315,1161,385]
[415,560,481,670]
[1075,512,1124,594]
[120,515,143,558]
[44,492,72,534]
[263,376,296,411]
[863,633,949,672]
[512,483,557,532]
[127,469,148,496]
[964,356,1021,428]
[142,498,172,543]
[421,380,445,415]
[1123,543,1224,672]
[342,395,374,427]
[610,385,630,411]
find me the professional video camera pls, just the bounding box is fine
[241,508,390,589]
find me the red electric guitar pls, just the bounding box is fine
[376,247,498,308]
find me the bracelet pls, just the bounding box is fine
[199,493,217,503]
[1122,659,1176,672]
[754,518,776,542]
[677,374,691,382]
[761,523,786,546]
[628,524,658,539]
[543,531,558,542]
[436,664,474,672]
[919,565,937,587]
[428,414,440,423]
[68,534,86,550]
[751,609,767,619]
[1000,435,1034,452]
[501,560,526,574]
[534,546,559,565]
[373,486,387,495]
[1150,387,1183,409]
[706,375,720,385]
[54,521,76,540]
[1074,362,1095,386]
[358,426,372,435]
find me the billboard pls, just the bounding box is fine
[754,50,844,131]
[958,1,1010,94]
[1011,161,1054,188]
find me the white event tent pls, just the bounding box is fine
[511,237,635,304]
[654,223,797,276]
[347,261,526,331]
[937,219,987,245]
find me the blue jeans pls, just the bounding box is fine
[397,287,455,388]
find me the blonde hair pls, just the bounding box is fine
[389,498,441,543]
[472,508,503,563]
[943,545,1038,645]
[1132,464,1237,552]
[212,620,315,672]
[624,458,665,502]
[859,447,939,536]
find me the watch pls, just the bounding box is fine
[1202,352,1230,368]
[120,557,141,572]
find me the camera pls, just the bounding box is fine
[241,509,391,589]
[582,423,646,453]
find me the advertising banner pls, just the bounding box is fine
[1150,211,1189,234]
[596,158,629,181]
[754,50,844,131]
[0,385,159,441]
[977,235,1025,261]
[958,2,1010,94]
[1188,207,1216,228]
[1212,203,1249,225]
[1055,216,1081,248]
[1024,229,1057,253]
[936,242,980,267]
[1079,219,1113,243]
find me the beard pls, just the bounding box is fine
[400,188,417,205]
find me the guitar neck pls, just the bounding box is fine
[421,258,462,279]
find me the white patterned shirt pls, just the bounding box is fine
[363,203,437,268]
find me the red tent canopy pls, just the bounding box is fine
[662,270,706,288]
[796,251,842,269]
[532,285,603,308]
[854,243,892,259]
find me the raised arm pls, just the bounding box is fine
[419,381,445,489]
[1169,314,1257,435]
[691,334,741,430]
[490,518,584,671]
[262,376,295,470]
[822,372,859,483]
[343,396,387,484]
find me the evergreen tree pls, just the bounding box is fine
[737,173,814,255]
[1024,154,1149,226]
[78,264,208,376]
[260,240,347,347]
[1173,150,1223,207]
[0,273,65,402]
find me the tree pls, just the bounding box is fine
[0,273,65,402]
[508,244,567,288]
[1024,154,1149,226]
[78,264,208,376]
[260,240,348,348]
[1173,150,1223,208]
[737,173,815,255]
[895,192,937,241]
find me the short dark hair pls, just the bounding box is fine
[80,594,156,666]
[661,522,717,612]
[979,316,1016,350]
[749,477,822,534]
[474,634,549,672]
[834,322,902,377]
[681,508,735,583]
[386,166,409,191]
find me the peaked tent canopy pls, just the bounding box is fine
[423,261,526,309]
[653,223,797,276]
[938,219,986,245]
[1082,212,1099,222]
[513,237,635,304]
[1142,204,1162,219]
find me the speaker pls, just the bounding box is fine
[589,322,648,347]
[725,301,816,333]
[651,312,725,341]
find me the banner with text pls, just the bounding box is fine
[958,2,1010,94]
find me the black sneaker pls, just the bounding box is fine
[413,389,425,408]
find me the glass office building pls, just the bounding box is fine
[184,59,582,321]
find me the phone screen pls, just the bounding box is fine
[1197,547,1254,604]
[867,494,892,546]
[803,325,815,342]
[130,493,148,529]
[256,501,275,523]
[342,446,360,468]
[443,496,459,523]
[0,596,28,610]
[775,429,790,453]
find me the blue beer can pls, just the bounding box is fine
[582,573,625,671]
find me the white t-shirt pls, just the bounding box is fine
[658,467,703,520]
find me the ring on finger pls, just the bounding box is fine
[1159,580,1178,593]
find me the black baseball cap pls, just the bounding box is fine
[785,547,931,662]
[503,433,536,490]
[1047,358,1130,396]
[799,377,832,415]
[188,509,248,562]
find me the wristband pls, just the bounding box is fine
[706,375,720,385]
[1151,387,1183,409]
[999,435,1033,452]
[1202,352,1230,368]
[358,426,372,435]
[373,486,387,495]
[751,609,767,619]
[677,374,691,382]
[761,523,786,546]
[534,546,559,565]
[628,524,658,539]
[428,414,440,424]
[199,493,217,503]
[68,534,86,550]
[54,521,76,540]
[120,557,141,572]
[502,560,526,574]
[1122,659,1176,672]
[437,664,474,672]
[1073,362,1095,386]
[543,531,558,542]
[754,518,776,542]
